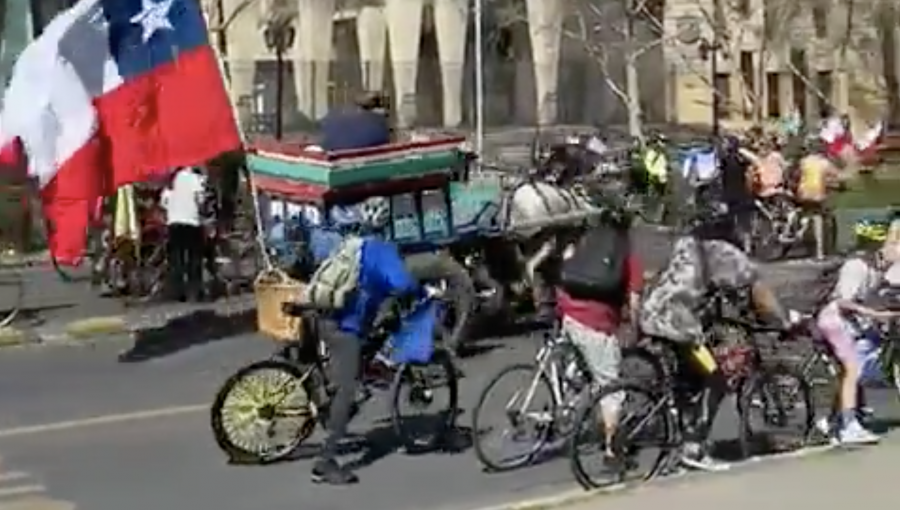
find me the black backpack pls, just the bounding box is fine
[559,223,630,303]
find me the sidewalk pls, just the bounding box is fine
[568,441,896,510]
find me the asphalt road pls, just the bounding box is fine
[0,328,895,510]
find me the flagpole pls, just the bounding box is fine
[474,0,484,164]
[207,25,272,272]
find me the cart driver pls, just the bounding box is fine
[320,91,391,152]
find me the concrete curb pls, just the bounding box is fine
[465,445,834,510]
[0,297,258,350]
[0,315,131,349]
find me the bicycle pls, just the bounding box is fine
[568,307,813,489]
[209,296,459,464]
[470,324,593,472]
[794,307,900,427]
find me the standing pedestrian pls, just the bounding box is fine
[718,136,753,251]
[161,166,207,302]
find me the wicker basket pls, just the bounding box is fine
[254,269,305,342]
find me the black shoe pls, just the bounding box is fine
[311,459,358,485]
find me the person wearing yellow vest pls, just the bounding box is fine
[797,140,838,260]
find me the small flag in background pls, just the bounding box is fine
[0,0,242,265]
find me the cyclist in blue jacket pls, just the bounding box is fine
[301,196,423,485]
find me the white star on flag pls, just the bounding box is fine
[130,0,175,43]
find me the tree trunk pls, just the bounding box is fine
[878,4,900,127]
[623,7,644,140]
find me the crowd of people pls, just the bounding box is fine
[278,102,900,486]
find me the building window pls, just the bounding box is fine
[812,2,828,38]
[740,51,755,117]
[714,73,731,118]
[766,72,781,118]
[817,71,834,117]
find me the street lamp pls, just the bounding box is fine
[263,18,296,140]
[676,14,725,138]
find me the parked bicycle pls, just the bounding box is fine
[568,291,813,490]
[210,295,459,464]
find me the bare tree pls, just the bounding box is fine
[668,0,836,126]
[560,0,669,140]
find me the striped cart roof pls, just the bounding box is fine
[247,137,466,202]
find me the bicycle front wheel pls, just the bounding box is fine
[210,359,318,464]
[390,347,459,453]
[738,364,813,458]
[471,363,557,472]
[569,383,671,490]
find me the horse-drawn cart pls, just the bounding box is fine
[246,136,606,350]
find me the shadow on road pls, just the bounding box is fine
[117,308,255,363]
[225,423,474,472]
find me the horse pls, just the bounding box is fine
[468,168,600,321]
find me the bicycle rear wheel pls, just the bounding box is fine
[738,364,813,458]
[569,383,672,490]
[390,347,459,453]
[210,359,319,464]
[471,363,557,472]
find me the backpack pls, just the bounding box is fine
[301,235,364,310]
[559,223,630,303]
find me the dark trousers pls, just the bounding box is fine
[166,223,204,299]
[320,324,361,462]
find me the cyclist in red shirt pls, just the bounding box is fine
[556,218,643,462]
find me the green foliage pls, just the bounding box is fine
[832,174,900,210]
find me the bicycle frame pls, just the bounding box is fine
[512,330,586,422]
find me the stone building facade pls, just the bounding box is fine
[0,0,893,133]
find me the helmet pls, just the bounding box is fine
[358,196,390,231]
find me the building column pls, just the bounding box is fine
[357,6,386,92]
[433,0,469,127]
[294,0,334,121]
[219,0,258,128]
[526,0,563,125]
[385,0,424,127]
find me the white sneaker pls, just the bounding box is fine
[837,420,880,445]
[814,416,831,436]
[679,442,731,472]
[814,416,839,446]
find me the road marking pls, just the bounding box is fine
[0,405,206,440]
[0,486,44,499]
[0,497,74,510]
[0,474,29,484]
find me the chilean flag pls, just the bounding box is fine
[0,0,241,265]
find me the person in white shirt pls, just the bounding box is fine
[815,240,900,444]
[161,167,207,301]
